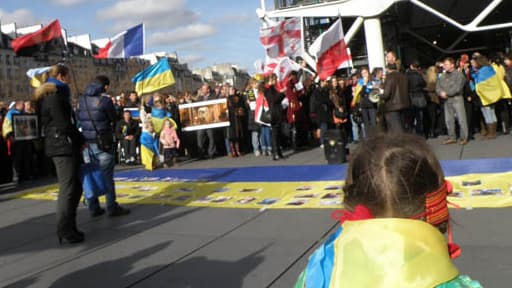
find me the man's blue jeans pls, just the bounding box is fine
[84,143,117,213]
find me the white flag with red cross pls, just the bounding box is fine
[259,17,302,59]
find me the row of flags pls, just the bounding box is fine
[258,17,352,82]
[8,20,144,59]
[11,20,175,95]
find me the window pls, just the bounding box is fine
[5,55,10,65]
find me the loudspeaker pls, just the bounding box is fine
[323,129,348,164]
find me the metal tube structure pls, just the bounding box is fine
[363,18,385,71]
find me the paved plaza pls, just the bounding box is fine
[1,136,512,287]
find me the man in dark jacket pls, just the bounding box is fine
[115,110,140,164]
[381,63,410,132]
[406,61,427,135]
[78,75,130,217]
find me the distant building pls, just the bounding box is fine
[193,64,250,91]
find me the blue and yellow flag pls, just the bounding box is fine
[473,65,504,106]
[491,63,512,100]
[2,109,20,139]
[26,66,51,88]
[140,131,160,170]
[151,107,177,134]
[131,58,175,95]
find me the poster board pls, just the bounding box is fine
[12,114,39,140]
[178,98,229,132]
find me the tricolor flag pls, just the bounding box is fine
[26,66,51,88]
[259,17,302,59]
[11,20,65,57]
[308,19,351,81]
[131,58,175,95]
[140,131,160,171]
[473,65,504,106]
[95,24,144,59]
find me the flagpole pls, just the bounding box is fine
[142,22,146,55]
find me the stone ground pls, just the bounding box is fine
[0,136,511,287]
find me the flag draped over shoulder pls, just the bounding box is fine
[95,24,144,59]
[309,19,351,81]
[140,131,159,170]
[491,63,512,100]
[2,109,20,139]
[150,107,177,134]
[132,58,175,95]
[474,65,504,106]
[26,66,51,88]
[11,19,64,57]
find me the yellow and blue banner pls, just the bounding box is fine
[491,63,512,100]
[473,65,504,106]
[2,108,20,139]
[132,58,175,95]
[140,131,159,170]
[17,158,512,210]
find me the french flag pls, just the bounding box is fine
[308,19,351,81]
[95,24,144,59]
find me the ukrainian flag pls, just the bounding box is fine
[350,79,365,107]
[491,63,512,100]
[2,109,20,139]
[474,65,504,106]
[151,107,177,134]
[26,66,51,88]
[140,131,160,170]
[132,58,175,95]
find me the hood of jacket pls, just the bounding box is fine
[84,82,105,97]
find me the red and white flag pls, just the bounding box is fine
[259,17,302,59]
[273,57,301,91]
[308,19,351,80]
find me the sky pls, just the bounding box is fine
[0,0,267,72]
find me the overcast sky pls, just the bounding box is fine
[1,0,266,72]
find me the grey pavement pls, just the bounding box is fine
[1,135,512,287]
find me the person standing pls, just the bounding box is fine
[406,61,427,136]
[196,83,217,159]
[34,64,85,244]
[381,63,410,133]
[264,74,285,160]
[78,75,130,217]
[436,57,469,145]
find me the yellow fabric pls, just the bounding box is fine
[140,144,155,171]
[330,219,459,288]
[152,117,177,134]
[134,70,175,96]
[30,75,46,88]
[2,118,12,139]
[492,63,512,100]
[477,66,504,106]
[351,85,363,106]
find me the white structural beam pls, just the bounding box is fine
[364,18,385,71]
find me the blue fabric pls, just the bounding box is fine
[47,77,71,104]
[81,148,110,200]
[123,24,144,57]
[151,107,171,119]
[305,227,342,288]
[114,157,512,182]
[472,65,495,84]
[84,143,117,211]
[5,108,21,122]
[140,131,159,156]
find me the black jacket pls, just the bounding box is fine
[381,71,410,112]
[264,85,284,125]
[35,78,84,157]
[77,83,117,143]
[313,86,332,124]
[115,118,140,141]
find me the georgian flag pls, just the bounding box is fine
[259,17,302,59]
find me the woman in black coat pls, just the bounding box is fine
[35,64,85,244]
[264,74,285,160]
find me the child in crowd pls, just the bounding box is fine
[295,133,481,288]
[140,122,160,170]
[160,118,180,168]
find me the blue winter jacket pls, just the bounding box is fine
[77,83,117,142]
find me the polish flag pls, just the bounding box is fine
[259,17,302,59]
[308,19,351,80]
[95,24,144,59]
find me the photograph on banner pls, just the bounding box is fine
[179,98,229,131]
[12,114,39,140]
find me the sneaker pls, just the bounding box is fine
[459,139,469,145]
[254,150,261,157]
[108,205,131,217]
[320,144,324,149]
[90,208,105,218]
[442,138,457,145]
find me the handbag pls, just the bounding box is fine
[80,149,110,200]
[83,96,114,152]
[260,109,271,124]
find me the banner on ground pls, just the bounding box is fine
[178,99,229,132]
